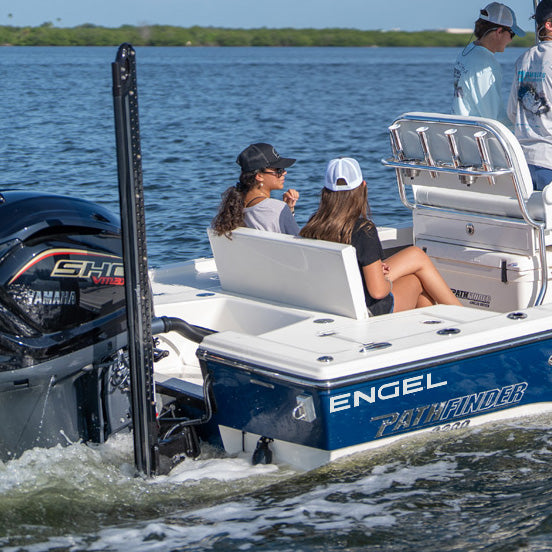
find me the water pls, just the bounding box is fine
[3,45,518,265]
[2,46,550,551]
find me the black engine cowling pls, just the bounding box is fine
[0,190,131,460]
[0,190,127,370]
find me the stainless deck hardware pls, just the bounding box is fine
[474,130,496,186]
[389,123,419,178]
[358,342,392,353]
[507,312,528,320]
[459,166,478,186]
[445,128,477,186]
[416,126,437,179]
[437,328,461,335]
[444,128,461,168]
[388,123,405,160]
[292,394,317,423]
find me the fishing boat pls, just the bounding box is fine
[3,42,552,474]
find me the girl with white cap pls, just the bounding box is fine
[300,158,461,316]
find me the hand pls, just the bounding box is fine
[283,189,299,211]
[382,263,390,277]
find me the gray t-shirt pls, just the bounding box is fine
[243,197,300,235]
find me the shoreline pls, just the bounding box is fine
[0,25,535,48]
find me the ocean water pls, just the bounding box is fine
[3,45,520,266]
[3,46,552,551]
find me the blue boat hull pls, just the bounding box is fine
[199,331,552,453]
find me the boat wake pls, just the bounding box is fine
[3,415,552,551]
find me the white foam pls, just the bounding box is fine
[158,454,281,484]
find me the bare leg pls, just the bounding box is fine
[416,290,434,308]
[392,274,423,312]
[386,246,461,306]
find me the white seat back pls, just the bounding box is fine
[208,227,369,320]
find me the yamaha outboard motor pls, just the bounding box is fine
[0,190,130,461]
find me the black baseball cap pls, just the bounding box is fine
[536,0,552,25]
[236,143,296,173]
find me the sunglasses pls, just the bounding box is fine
[262,168,287,177]
[495,26,515,38]
[486,26,514,38]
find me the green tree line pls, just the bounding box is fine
[0,23,537,47]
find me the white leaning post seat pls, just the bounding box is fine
[382,112,552,309]
[208,227,369,320]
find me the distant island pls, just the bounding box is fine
[0,23,536,47]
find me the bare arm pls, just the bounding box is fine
[362,260,392,300]
[283,189,299,212]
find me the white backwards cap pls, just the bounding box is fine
[325,158,363,191]
[479,2,525,36]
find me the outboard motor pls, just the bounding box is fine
[0,190,130,460]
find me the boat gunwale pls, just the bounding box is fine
[197,326,552,390]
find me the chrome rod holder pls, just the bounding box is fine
[388,123,405,160]
[416,126,437,178]
[389,123,419,178]
[474,130,496,186]
[444,128,461,168]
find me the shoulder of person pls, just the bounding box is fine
[537,42,552,58]
[354,218,375,233]
[252,197,283,210]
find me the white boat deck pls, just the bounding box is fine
[151,255,552,384]
[152,112,552,385]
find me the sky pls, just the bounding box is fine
[2,0,538,33]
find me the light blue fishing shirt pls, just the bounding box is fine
[452,42,510,127]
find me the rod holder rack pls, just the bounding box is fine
[444,128,461,168]
[474,130,496,186]
[381,113,549,307]
[444,127,480,185]
[381,158,511,178]
[382,126,510,185]
[389,123,420,178]
[388,123,404,160]
[416,126,437,178]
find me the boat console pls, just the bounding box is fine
[382,112,552,312]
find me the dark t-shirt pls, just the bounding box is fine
[350,219,394,316]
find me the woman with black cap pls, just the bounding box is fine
[212,143,300,237]
[508,0,552,190]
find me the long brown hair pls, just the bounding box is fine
[211,171,258,237]
[300,183,372,244]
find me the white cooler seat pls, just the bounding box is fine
[383,112,552,311]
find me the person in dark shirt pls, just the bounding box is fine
[300,158,461,315]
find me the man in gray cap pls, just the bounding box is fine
[508,0,552,190]
[452,2,525,125]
